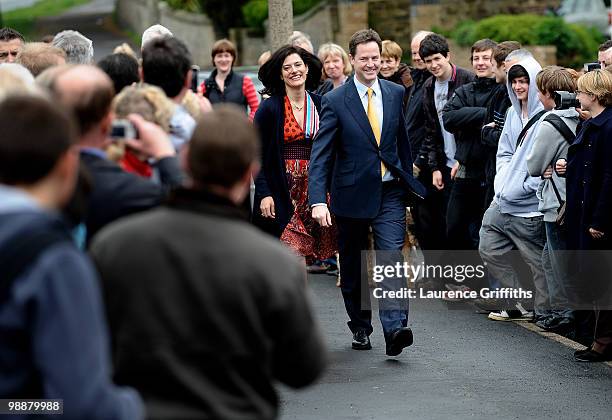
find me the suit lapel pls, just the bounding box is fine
[380,80,394,144]
[345,79,378,148]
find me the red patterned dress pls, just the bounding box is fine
[280,95,337,261]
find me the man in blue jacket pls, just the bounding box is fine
[309,29,425,356]
[0,95,143,419]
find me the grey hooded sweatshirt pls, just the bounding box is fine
[526,108,579,222]
[493,57,544,215]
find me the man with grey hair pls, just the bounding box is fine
[504,48,533,68]
[52,30,94,64]
[141,24,173,50]
[288,30,314,53]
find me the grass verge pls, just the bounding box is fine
[2,0,90,40]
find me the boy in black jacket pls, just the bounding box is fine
[441,39,498,250]
[418,33,474,249]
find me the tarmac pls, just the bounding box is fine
[279,273,612,419]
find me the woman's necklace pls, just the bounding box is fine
[289,93,305,111]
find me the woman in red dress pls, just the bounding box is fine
[254,45,337,263]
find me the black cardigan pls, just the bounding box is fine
[253,93,322,236]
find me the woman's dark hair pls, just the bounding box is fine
[508,64,529,84]
[97,53,140,95]
[258,45,322,97]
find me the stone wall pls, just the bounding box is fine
[229,28,268,66]
[448,40,557,69]
[158,2,215,67]
[438,0,563,30]
[294,2,335,52]
[116,0,159,43]
[334,1,368,51]
[369,0,411,55]
[115,0,215,67]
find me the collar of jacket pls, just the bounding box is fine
[474,76,497,89]
[588,106,612,127]
[449,64,458,82]
[166,187,247,221]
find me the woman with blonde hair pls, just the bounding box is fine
[110,83,175,177]
[316,42,351,95]
[561,69,612,362]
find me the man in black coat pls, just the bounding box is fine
[52,65,184,244]
[91,106,327,417]
[441,39,498,250]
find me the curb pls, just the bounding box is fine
[513,320,612,369]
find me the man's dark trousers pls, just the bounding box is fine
[336,181,408,336]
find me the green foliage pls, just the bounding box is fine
[242,0,322,30]
[449,14,604,68]
[2,0,89,39]
[166,0,202,12]
[242,0,268,29]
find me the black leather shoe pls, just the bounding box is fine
[574,348,612,362]
[573,346,591,357]
[352,330,371,350]
[386,327,413,356]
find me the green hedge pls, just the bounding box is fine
[242,0,321,30]
[447,14,604,68]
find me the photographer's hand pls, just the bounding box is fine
[125,114,175,160]
[555,159,567,176]
[542,165,553,179]
[576,107,591,120]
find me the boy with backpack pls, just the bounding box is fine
[526,66,580,334]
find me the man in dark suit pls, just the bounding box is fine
[309,29,426,356]
[52,65,184,244]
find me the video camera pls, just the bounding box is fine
[554,91,580,110]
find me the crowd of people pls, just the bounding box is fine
[1,20,612,418]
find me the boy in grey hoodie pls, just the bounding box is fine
[479,56,548,321]
[526,66,580,333]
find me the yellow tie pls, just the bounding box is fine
[367,88,386,178]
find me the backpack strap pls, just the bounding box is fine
[543,113,576,145]
[516,109,547,148]
[541,114,576,207]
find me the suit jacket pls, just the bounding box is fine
[80,152,183,244]
[308,78,425,219]
[253,94,322,235]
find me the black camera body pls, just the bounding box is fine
[554,91,580,110]
[191,65,200,93]
[584,62,601,72]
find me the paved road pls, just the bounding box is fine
[279,274,612,419]
[34,0,134,61]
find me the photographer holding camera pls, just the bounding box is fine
[526,66,580,335]
[562,69,612,362]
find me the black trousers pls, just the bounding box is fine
[413,166,452,250]
[446,178,487,250]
